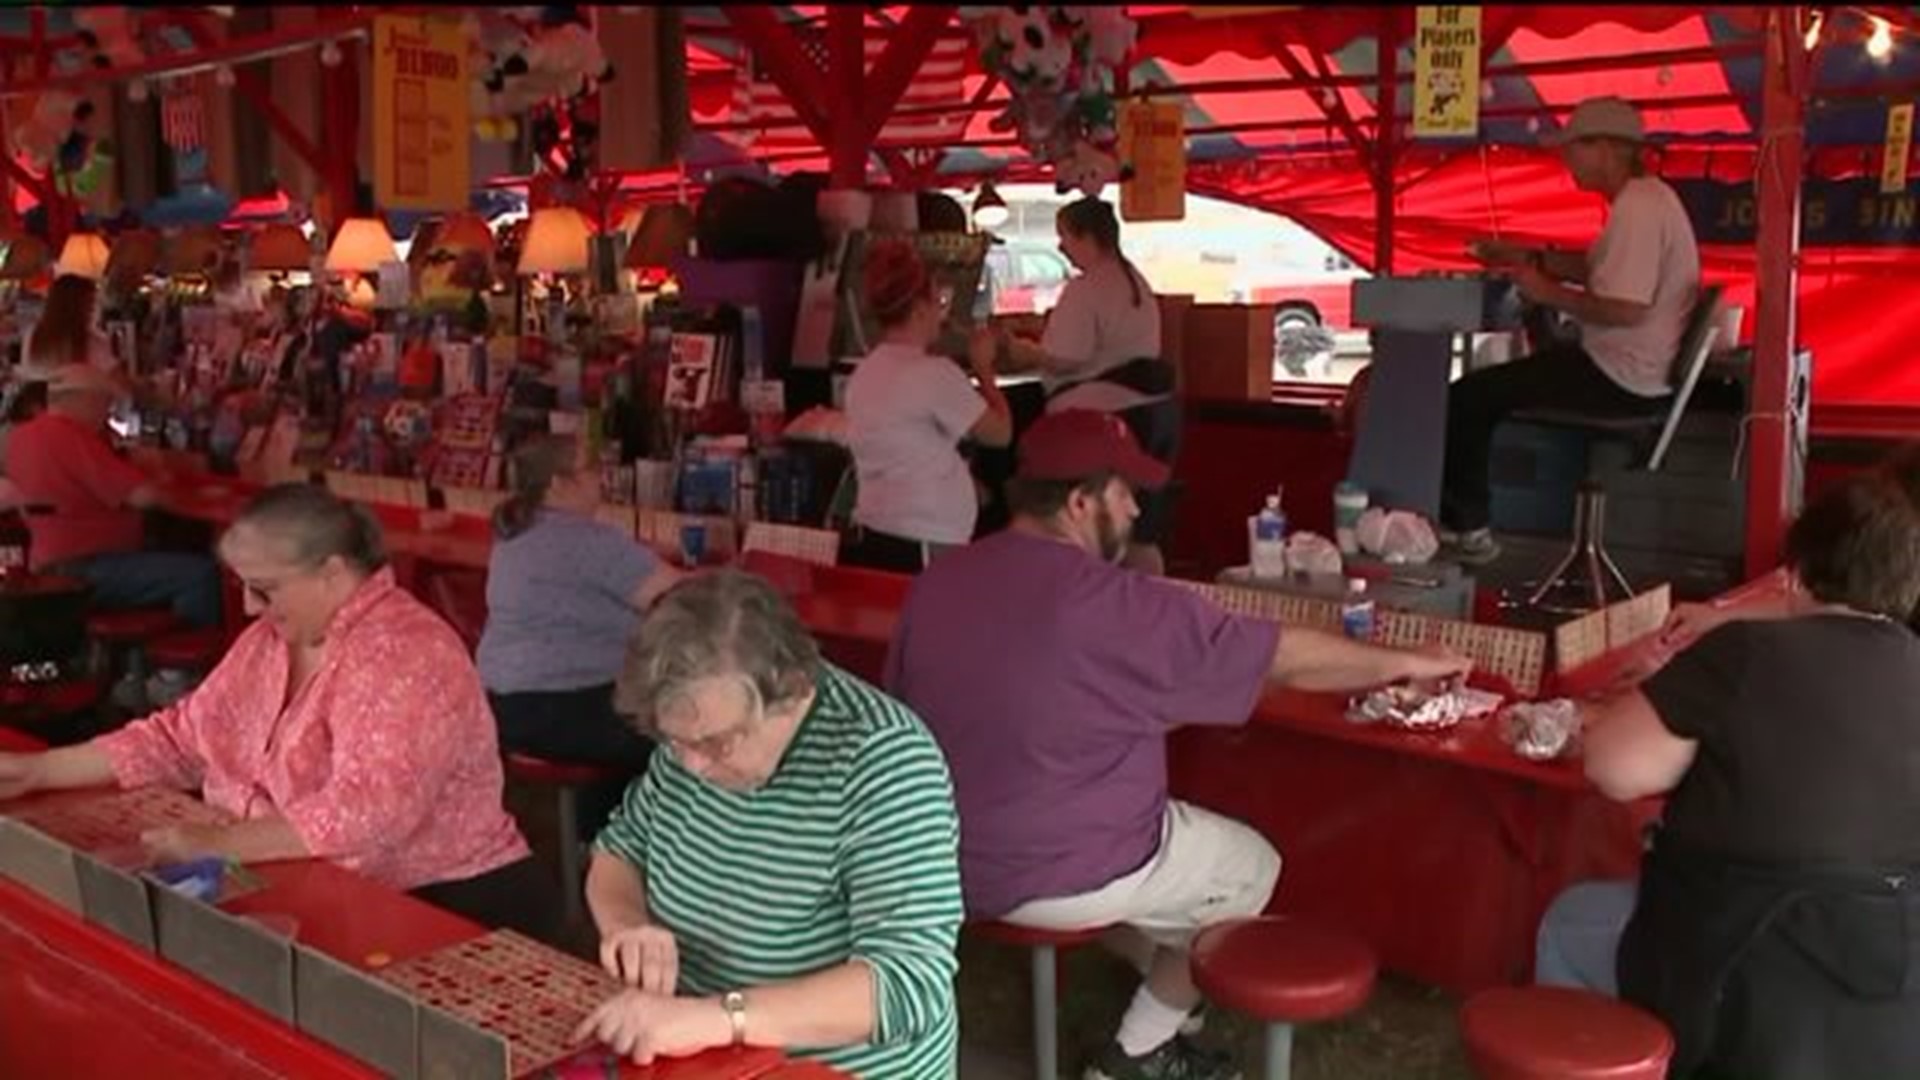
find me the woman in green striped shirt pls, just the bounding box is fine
[575,570,963,1078]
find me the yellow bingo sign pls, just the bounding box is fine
[1884,102,1914,195]
[372,15,470,212]
[1414,6,1482,139]
[1119,100,1186,223]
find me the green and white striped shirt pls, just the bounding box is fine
[595,662,962,1079]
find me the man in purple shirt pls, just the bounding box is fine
[886,409,1470,1080]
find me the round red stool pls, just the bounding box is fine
[85,608,181,644]
[1190,916,1379,1080]
[967,920,1112,1080]
[86,608,183,712]
[503,753,633,930]
[1460,986,1674,1080]
[148,627,229,672]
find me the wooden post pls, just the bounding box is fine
[1745,6,1809,577]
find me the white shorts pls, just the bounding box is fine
[1000,800,1281,949]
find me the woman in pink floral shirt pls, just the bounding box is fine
[0,485,555,937]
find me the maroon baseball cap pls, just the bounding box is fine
[1018,409,1171,488]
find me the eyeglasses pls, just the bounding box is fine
[237,561,328,606]
[651,677,762,765]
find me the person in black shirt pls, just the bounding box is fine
[1536,468,1920,1079]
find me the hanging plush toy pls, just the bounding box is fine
[1053,140,1132,198]
[970,5,1138,196]
[14,92,85,171]
[74,8,147,70]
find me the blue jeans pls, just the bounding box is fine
[58,550,225,630]
[1535,879,1638,996]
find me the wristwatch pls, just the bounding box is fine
[721,990,748,1047]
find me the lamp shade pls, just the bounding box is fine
[517,207,592,275]
[625,203,693,270]
[106,229,163,283]
[164,226,225,277]
[247,223,312,273]
[55,232,112,280]
[972,181,1009,229]
[326,217,399,274]
[434,212,496,260]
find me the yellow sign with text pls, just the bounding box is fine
[1414,6,1482,139]
[372,14,470,213]
[1884,102,1914,195]
[1119,101,1186,223]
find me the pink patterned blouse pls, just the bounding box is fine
[96,567,530,891]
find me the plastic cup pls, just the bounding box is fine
[680,522,708,567]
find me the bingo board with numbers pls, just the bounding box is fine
[1554,608,1612,675]
[7,788,231,851]
[1177,577,1548,696]
[1606,585,1672,652]
[373,929,623,1076]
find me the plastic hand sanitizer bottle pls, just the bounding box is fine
[1341,578,1377,640]
[1251,494,1288,578]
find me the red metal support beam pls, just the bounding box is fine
[827,6,867,187]
[1266,33,1373,172]
[321,42,360,228]
[854,4,958,152]
[1,12,372,98]
[719,6,837,154]
[173,13,327,184]
[1745,6,1811,578]
[1373,12,1399,274]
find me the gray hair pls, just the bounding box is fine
[230,482,388,574]
[615,569,823,727]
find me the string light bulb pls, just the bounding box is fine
[1804,9,1825,51]
[127,78,149,104]
[215,65,236,88]
[1869,16,1894,60]
[320,40,342,68]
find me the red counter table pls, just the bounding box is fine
[149,471,1675,995]
[0,727,812,1080]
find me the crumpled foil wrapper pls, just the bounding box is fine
[1347,685,1504,732]
[1501,699,1583,760]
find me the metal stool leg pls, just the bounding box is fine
[1263,1021,1295,1080]
[1031,942,1059,1079]
[557,786,585,930]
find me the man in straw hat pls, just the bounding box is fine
[1444,94,1702,563]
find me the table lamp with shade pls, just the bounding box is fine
[625,202,693,288]
[326,216,398,309]
[518,206,592,340]
[55,232,112,280]
[247,222,313,276]
[971,181,1009,231]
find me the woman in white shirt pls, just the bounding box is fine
[1002,198,1178,574]
[842,238,1012,573]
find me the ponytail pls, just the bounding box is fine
[492,492,542,540]
[492,435,572,540]
[1057,198,1143,308]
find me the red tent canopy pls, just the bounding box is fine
[686,5,1920,406]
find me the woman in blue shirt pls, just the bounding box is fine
[479,437,682,833]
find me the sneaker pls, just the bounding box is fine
[1446,527,1502,565]
[1085,1035,1242,1080]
